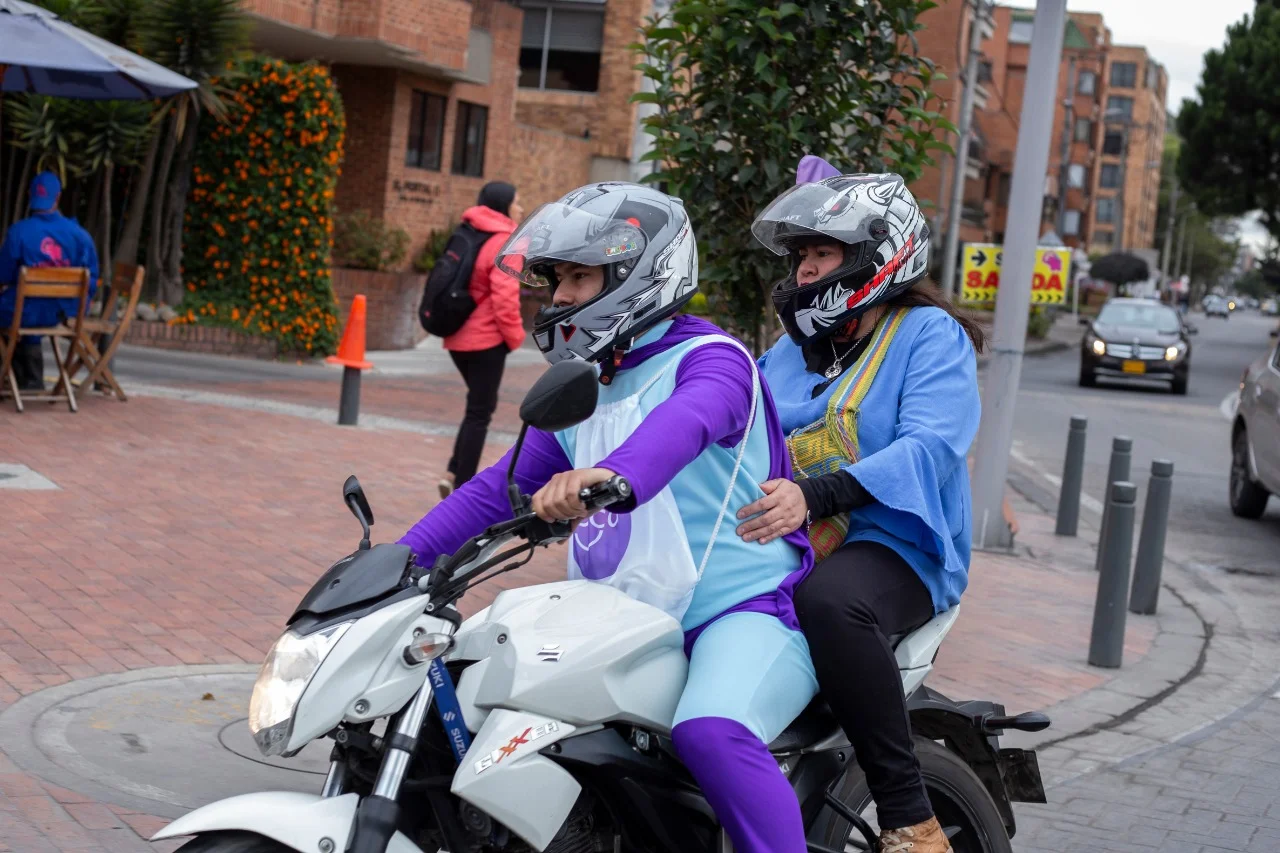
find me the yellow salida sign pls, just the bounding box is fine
[961,244,1070,305]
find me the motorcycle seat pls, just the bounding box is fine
[767,631,906,754]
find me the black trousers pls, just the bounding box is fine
[794,540,936,829]
[447,344,508,486]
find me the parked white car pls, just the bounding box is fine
[1231,333,1280,518]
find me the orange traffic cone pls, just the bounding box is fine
[327,294,374,370]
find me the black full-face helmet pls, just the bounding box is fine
[752,173,931,346]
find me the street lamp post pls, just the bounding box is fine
[970,0,1068,550]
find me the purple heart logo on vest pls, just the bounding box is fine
[571,510,632,579]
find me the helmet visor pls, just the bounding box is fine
[496,202,648,287]
[751,175,904,255]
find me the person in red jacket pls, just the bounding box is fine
[439,182,526,498]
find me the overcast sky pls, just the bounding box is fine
[1064,0,1267,251]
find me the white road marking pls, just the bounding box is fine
[1009,445,1104,514]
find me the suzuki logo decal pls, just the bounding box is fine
[537,644,564,662]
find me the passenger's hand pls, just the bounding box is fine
[532,467,617,522]
[736,479,807,545]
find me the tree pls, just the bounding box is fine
[136,0,247,305]
[634,0,951,351]
[1177,2,1280,248]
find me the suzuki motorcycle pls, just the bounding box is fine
[153,360,1050,853]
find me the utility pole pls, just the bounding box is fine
[970,0,1068,551]
[1160,175,1180,292]
[1114,123,1130,253]
[940,0,988,301]
[1173,208,1188,279]
[1056,57,1077,238]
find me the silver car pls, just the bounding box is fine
[1231,332,1280,517]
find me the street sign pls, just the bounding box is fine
[961,242,1071,305]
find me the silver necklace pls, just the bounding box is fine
[825,336,863,380]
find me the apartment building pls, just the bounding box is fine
[912,3,1167,257]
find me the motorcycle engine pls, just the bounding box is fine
[461,795,608,853]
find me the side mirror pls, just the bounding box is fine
[505,360,600,515]
[1185,324,1199,335]
[519,359,599,433]
[1270,328,1278,339]
[1077,315,1090,326]
[343,475,374,550]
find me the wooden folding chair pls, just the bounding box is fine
[64,262,144,401]
[0,266,92,413]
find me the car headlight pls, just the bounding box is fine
[1091,338,1106,356]
[248,621,352,756]
[1164,345,1180,361]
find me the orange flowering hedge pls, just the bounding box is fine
[182,56,346,355]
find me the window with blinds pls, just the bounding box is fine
[518,2,605,92]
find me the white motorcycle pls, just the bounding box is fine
[153,360,1049,853]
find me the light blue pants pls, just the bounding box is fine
[671,612,819,853]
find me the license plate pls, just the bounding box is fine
[1122,360,1146,374]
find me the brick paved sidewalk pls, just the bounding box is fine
[0,389,1161,851]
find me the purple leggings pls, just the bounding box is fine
[673,717,807,852]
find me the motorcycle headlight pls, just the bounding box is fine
[248,621,352,756]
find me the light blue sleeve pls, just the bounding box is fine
[844,312,980,560]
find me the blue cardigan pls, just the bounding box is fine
[758,307,980,613]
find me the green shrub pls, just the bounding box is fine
[334,210,410,272]
[183,55,344,355]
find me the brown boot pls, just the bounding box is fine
[878,816,952,853]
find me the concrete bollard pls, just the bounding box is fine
[1094,435,1133,571]
[1055,415,1088,536]
[1130,460,1174,615]
[1089,481,1137,668]
[338,367,362,426]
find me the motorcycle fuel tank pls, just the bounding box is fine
[451,580,688,733]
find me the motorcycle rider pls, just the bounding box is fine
[400,182,819,853]
[737,161,984,853]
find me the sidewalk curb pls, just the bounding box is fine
[975,339,1070,372]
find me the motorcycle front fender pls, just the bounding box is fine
[150,791,424,853]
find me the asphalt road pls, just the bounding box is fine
[1006,309,1280,578]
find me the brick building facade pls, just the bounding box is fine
[245,0,652,273]
[911,2,1167,259]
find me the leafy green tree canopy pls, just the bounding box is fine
[1177,2,1280,247]
[633,0,951,350]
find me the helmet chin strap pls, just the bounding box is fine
[598,341,631,386]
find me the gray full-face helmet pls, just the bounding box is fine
[496,183,698,377]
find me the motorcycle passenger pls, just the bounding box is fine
[737,162,984,853]
[400,182,819,853]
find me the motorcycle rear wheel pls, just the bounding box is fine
[175,831,291,853]
[810,738,1014,853]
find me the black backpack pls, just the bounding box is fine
[418,222,494,337]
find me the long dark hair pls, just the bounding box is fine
[887,282,986,354]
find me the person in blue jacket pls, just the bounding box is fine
[736,159,984,853]
[0,171,100,390]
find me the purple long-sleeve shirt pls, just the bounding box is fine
[399,315,813,636]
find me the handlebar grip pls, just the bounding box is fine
[578,476,632,511]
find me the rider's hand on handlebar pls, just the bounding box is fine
[532,467,618,523]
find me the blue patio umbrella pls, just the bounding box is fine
[0,0,197,99]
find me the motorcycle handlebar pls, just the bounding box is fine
[578,476,632,512]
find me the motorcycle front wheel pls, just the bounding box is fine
[175,831,291,853]
[811,738,1014,853]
